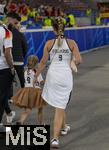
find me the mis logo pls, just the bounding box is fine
[0,125,50,150]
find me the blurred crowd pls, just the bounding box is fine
[0,0,77,29]
[0,0,106,29]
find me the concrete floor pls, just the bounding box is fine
[2,46,109,150]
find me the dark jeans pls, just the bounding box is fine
[0,68,13,123]
[7,65,24,98]
[14,65,25,88]
[5,65,25,115]
[4,86,13,115]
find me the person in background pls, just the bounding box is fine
[43,16,52,28]
[96,13,101,25]
[6,0,17,13]
[66,13,76,27]
[0,0,6,19]
[5,12,28,124]
[7,12,27,88]
[35,17,82,148]
[0,22,14,132]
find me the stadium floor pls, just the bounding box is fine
[3,46,109,150]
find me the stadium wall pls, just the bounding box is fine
[24,26,109,62]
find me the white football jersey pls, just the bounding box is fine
[49,38,72,69]
[24,69,43,88]
[0,25,12,70]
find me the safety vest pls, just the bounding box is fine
[86,9,91,17]
[44,18,52,27]
[68,14,76,26]
[29,10,37,18]
[21,15,28,22]
[63,18,66,25]
[96,17,101,25]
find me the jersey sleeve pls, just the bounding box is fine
[4,30,13,48]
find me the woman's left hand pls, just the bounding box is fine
[33,77,38,87]
[70,60,78,73]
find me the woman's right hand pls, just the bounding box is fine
[33,77,38,87]
[70,60,78,73]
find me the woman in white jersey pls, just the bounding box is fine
[12,55,46,124]
[35,17,82,148]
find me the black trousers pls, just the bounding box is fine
[7,65,25,98]
[14,65,25,88]
[5,65,25,115]
[0,68,13,123]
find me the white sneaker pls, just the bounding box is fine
[61,124,71,135]
[9,99,13,104]
[7,111,16,123]
[51,138,59,149]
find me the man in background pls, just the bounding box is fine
[5,12,28,123]
[0,23,14,132]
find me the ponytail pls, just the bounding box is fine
[57,35,62,47]
[52,17,65,47]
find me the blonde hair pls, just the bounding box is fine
[27,55,39,69]
[52,17,65,47]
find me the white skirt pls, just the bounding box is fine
[42,67,73,109]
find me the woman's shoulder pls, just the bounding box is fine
[45,39,56,51]
[46,39,55,45]
[66,38,76,43]
[66,38,77,47]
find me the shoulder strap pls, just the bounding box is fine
[47,39,56,52]
[65,38,72,52]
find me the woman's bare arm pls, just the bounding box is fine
[35,40,51,78]
[68,39,82,65]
